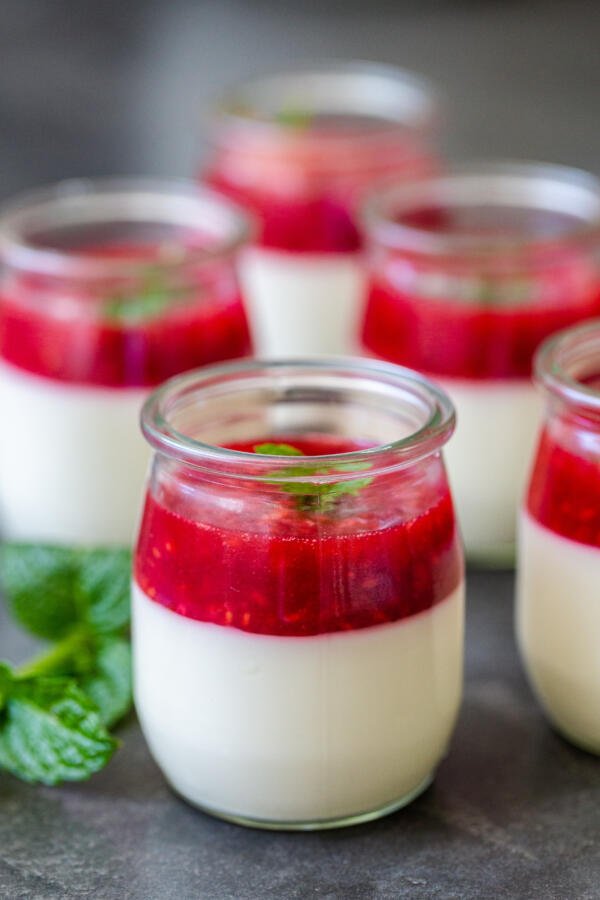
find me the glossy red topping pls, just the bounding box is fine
[205,173,361,253]
[527,426,600,547]
[0,243,251,388]
[134,436,462,637]
[362,278,600,380]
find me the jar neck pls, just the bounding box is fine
[0,179,250,285]
[536,320,600,424]
[141,358,455,481]
[364,162,600,307]
[210,64,437,196]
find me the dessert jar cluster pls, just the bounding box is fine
[203,62,438,356]
[133,358,465,829]
[361,162,600,563]
[0,179,251,546]
[518,321,600,754]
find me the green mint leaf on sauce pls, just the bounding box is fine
[253,443,304,457]
[0,674,116,785]
[252,443,373,512]
[275,107,313,129]
[102,267,188,324]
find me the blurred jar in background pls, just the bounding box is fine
[0,179,251,546]
[517,321,600,753]
[361,162,600,564]
[203,61,438,356]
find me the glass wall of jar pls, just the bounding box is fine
[0,179,251,547]
[361,162,600,564]
[517,321,600,753]
[133,358,464,829]
[202,62,438,356]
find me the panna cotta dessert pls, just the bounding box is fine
[203,62,438,356]
[361,162,600,563]
[0,179,251,546]
[133,358,464,829]
[517,321,600,754]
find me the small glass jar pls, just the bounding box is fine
[202,61,438,356]
[0,178,251,546]
[361,161,600,564]
[517,320,600,754]
[133,358,464,829]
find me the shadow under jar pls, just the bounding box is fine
[517,321,600,754]
[202,61,438,356]
[133,358,464,829]
[361,162,600,565]
[0,179,251,546]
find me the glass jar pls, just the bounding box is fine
[202,61,438,356]
[517,320,600,754]
[133,358,464,829]
[361,161,600,564]
[0,178,251,547]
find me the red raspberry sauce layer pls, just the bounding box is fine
[134,436,462,637]
[362,279,600,380]
[527,427,600,548]
[205,174,361,253]
[0,244,250,388]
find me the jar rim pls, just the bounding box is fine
[535,318,600,413]
[141,357,455,481]
[362,160,600,258]
[212,60,438,142]
[0,177,253,280]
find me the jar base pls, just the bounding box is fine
[169,773,434,832]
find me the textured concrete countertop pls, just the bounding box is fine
[1,573,599,900]
[1,2,599,897]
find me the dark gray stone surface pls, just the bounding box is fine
[1,573,599,900]
[1,1,600,897]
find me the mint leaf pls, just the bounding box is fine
[77,548,131,635]
[253,443,304,457]
[252,443,373,512]
[1,545,81,639]
[80,637,132,728]
[103,290,172,324]
[0,663,13,710]
[0,676,117,785]
[102,267,188,324]
[275,107,313,129]
[0,544,131,639]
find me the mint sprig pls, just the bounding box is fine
[253,442,373,513]
[103,267,188,324]
[275,107,313,130]
[0,670,116,785]
[0,543,133,784]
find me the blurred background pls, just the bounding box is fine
[2,0,599,198]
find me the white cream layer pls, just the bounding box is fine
[0,359,149,546]
[133,581,464,824]
[239,247,366,357]
[440,376,540,563]
[517,511,600,754]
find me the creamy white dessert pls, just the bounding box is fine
[0,359,149,546]
[239,248,366,357]
[133,581,464,826]
[517,510,600,753]
[440,377,541,563]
